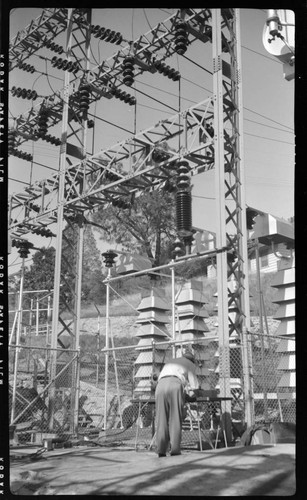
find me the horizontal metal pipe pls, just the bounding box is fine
[104,245,228,283]
[101,334,218,352]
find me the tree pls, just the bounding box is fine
[23,246,56,292]
[90,189,177,267]
[21,225,105,309]
[60,222,105,305]
[81,224,105,303]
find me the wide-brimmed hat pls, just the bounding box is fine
[183,351,195,363]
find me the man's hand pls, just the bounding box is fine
[185,393,197,403]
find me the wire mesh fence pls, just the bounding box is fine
[246,332,296,425]
[9,345,80,445]
[8,330,295,450]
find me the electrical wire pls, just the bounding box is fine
[9,177,30,185]
[192,194,216,201]
[136,75,292,136]
[44,59,57,96]
[89,43,101,67]
[32,160,58,172]
[242,45,281,64]
[134,86,177,112]
[137,102,174,115]
[143,9,153,31]
[245,132,294,145]
[8,258,33,268]
[87,112,133,135]
[244,118,294,134]
[159,8,174,15]
[8,255,20,267]
[181,54,213,76]
[181,76,212,95]
[244,107,293,131]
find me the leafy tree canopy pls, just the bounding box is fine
[20,225,105,307]
[23,246,55,292]
[90,189,177,267]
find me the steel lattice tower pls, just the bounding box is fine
[8,8,253,433]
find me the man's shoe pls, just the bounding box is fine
[158,453,166,457]
[170,452,181,456]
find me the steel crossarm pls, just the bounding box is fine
[9,8,87,70]
[87,8,212,82]
[9,98,215,237]
[10,8,213,147]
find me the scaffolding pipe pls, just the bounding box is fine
[104,267,111,431]
[35,297,39,336]
[9,311,18,345]
[49,7,74,431]
[110,324,123,429]
[95,305,101,388]
[105,245,228,283]
[235,8,254,428]
[47,295,51,345]
[71,7,92,433]
[10,257,25,424]
[212,9,232,443]
[255,238,269,420]
[27,298,34,371]
[171,263,176,358]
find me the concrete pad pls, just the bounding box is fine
[10,443,295,496]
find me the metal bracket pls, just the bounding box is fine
[213,55,222,73]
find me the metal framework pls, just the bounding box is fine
[212,9,252,430]
[8,8,253,431]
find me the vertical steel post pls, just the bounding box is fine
[235,8,254,427]
[255,238,268,420]
[96,310,100,387]
[10,257,25,424]
[46,294,51,345]
[104,268,111,431]
[212,9,232,441]
[35,297,39,336]
[72,8,92,433]
[171,263,176,358]
[27,298,34,371]
[49,8,74,430]
[110,324,123,428]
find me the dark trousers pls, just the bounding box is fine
[155,377,184,455]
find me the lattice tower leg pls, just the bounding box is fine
[49,9,91,431]
[212,9,253,441]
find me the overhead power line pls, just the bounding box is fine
[244,118,294,134]
[244,107,293,131]
[134,86,178,112]
[181,54,213,76]
[245,132,294,145]
[88,112,133,135]
[9,177,30,185]
[242,45,281,64]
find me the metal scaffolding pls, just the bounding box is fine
[8,8,253,434]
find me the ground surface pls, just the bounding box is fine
[9,443,295,496]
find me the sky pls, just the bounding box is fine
[7,8,295,273]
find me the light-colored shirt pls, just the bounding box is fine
[158,356,199,392]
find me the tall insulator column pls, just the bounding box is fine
[176,160,193,253]
[37,107,49,137]
[122,56,134,86]
[79,81,91,114]
[8,129,16,154]
[174,21,189,55]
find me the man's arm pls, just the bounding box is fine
[187,369,200,391]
